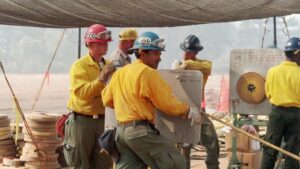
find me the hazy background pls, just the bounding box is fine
[0,15,299,75]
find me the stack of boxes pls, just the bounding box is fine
[225,131,262,169]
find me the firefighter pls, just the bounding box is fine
[102,31,190,169]
[104,28,138,129]
[109,28,137,66]
[178,35,220,169]
[261,37,300,169]
[63,24,115,169]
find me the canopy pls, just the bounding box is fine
[0,0,300,28]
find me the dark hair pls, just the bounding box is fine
[134,51,140,58]
[135,50,151,59]
[285,51,294,59]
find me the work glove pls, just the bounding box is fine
[179,62,187,70]
[98,63,116,83]
[171,60,181,70]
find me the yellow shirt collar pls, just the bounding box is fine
[281,60,298,67]
[135,59,143,64]
[86,53,98,66]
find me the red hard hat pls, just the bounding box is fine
[84,24,112,43]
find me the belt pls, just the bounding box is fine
[117,120,160,135]
[272,105,300,111]
[72,111,104,119]
[117,120,149,128]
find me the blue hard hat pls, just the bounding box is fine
[284,37,300,52]
[180,35,203,52]
[129,32,165,52]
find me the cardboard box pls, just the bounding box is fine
[227,151,262,169]
[225,131,260,152]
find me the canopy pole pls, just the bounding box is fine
[273,16,277,47]
[78,27,82,59]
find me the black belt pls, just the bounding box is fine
[72,111,104,119]
[272,105,300,112]
[117,120,149,128]
[117,120,160,135]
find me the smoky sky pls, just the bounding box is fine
[0,15,299,74]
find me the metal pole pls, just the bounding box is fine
[227,100,242,169]
[78,27,81,59]
[273,17,277,48]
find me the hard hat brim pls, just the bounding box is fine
[128,46,165,52]
[283,48,299,52]
[179,43,203,52]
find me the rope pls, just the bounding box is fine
[282,17,290,39]
[0,61,48,169]
[30,28,66,112]
[261,18,269,48]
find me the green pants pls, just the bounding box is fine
[181,114,220,169]
[115,122,186,169]
[63,113,112,169]
[261,105,300,169]
[200,115,220,169]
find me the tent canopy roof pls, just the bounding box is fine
[1,0,300,28]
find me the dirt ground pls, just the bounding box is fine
[0,155,230,169]
[0,145,230,168]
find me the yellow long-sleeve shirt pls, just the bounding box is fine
[183,58,212,100]
[67,54,107,115]
[265,61,300,108]
[102,59,189,123]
